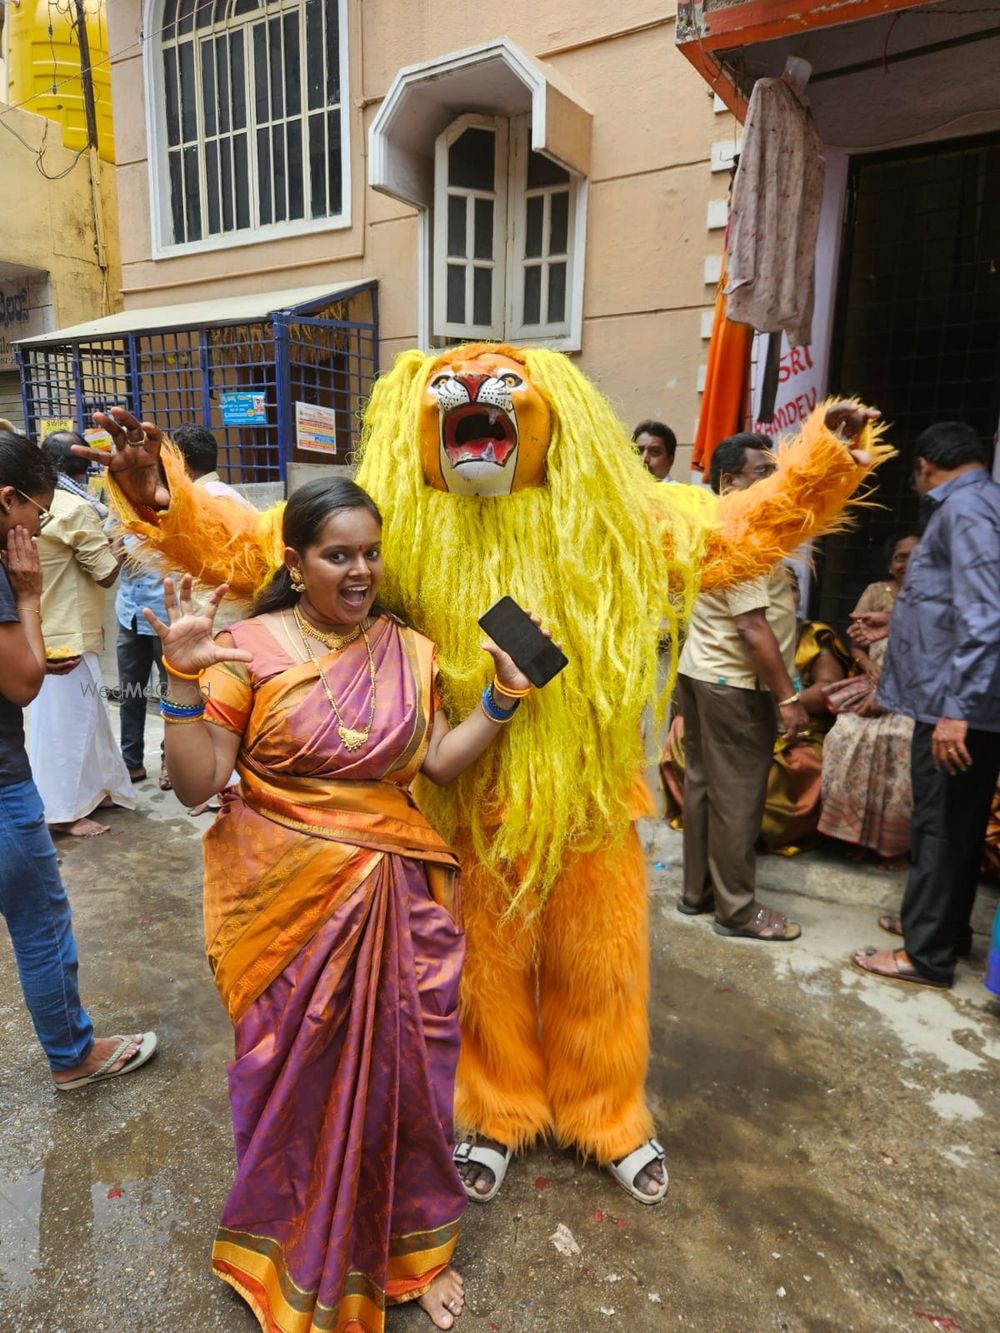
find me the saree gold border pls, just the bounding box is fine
[254,802,458,866]
[388,1218,461,1257]
[213,1231,455,1332]
[386,1232,458,1284]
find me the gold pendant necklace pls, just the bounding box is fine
[296,614,377,751]
[293,604,363,652]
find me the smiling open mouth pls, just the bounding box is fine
[442,405,517,468]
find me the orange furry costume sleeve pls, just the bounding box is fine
[699,401,893,589]
[105,442,284,599]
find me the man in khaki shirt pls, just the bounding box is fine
[29,438,134,836]
[676,434,810,940]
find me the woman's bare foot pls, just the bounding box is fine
[52,1034,143,1086]
[454,1135,508,1197]
[54,817,111,837]
[417,1268,464,1329]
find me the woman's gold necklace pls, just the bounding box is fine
[294,608,377,751]
[293,603,363,652]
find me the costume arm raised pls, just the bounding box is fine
[75,409,283,600]
[699,401,893,590]
[106,444,283,599]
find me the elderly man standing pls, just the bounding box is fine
[676,430,811,941]
[853,422,1000,989]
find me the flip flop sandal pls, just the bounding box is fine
[851,947,950,989]
[453,1138,512,1204]
[607,1138,669,1206]
[54,1031,158,1091]
[713,905,801,941]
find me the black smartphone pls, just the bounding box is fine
[478,597,568,688]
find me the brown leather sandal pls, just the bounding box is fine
[851,946,950,989]
[713,904,801,941]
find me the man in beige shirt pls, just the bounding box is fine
[29,438,134,836]
[676,433,810,940]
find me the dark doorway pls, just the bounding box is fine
[816,133,1000,630]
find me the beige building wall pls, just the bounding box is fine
[0,99,120,429]
[108,3,739,478]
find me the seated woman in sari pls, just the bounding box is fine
[144,478,541,1333]
[660,567,852,854]
[817,534,919,868]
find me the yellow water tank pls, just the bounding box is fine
[5,0,115,163]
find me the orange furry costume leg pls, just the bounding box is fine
[455,830,653,1163]
[541,830,653,1162]
[455,858,553,1151]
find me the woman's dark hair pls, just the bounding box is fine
[914,421,988,471]
[632,419,677,461]
[709,431,773,494]
[0,430,58,496]
[884,531,920,566]
[252,477,384,617]
[41,431,90,479]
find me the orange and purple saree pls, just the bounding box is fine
[200,613,465,1333]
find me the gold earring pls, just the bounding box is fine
[290,568,305,592]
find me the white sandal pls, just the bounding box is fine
[453,1137,512,1203]
[606,1138,669,1205]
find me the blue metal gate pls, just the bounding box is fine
[17,281,378,484]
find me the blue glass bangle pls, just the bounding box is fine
[481,684,519,723]
[161,699,206,719]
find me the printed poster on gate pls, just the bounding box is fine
[295,401,337,456]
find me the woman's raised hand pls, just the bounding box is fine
[142,575,253,676]
[72,407,171,511]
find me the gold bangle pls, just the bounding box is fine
[162,712,205,725]
[162,655,203,681]
[20,607,42,616]
[778,692,800,707]
[493,680,532,699]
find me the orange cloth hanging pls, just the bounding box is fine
[692,258,753,481]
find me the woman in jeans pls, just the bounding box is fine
[0,430,156,1089]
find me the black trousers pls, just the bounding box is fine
[116,617,164,770]
[901,721,1000,983]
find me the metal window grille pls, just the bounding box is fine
[160,0,345,245]
[815,132,1000,629]
[18,283,379,485]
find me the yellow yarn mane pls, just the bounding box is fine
[356,345,713,913]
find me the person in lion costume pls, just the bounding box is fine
[87,344,887,1206]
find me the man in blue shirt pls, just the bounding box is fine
[115,537,169,786]
[853,422,1000,988]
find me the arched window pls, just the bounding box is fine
[152,0,348,251]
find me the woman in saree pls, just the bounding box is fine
[660,567,853,854]
[144,477,540,1333]
[817,534,919,867]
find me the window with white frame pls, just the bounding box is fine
[433,114,582,344]
[155,0,347,249]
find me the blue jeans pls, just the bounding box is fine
[0,778,94,1069]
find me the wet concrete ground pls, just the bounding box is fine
[2,731,999,1332]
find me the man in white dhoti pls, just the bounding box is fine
[29,437,134,837]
